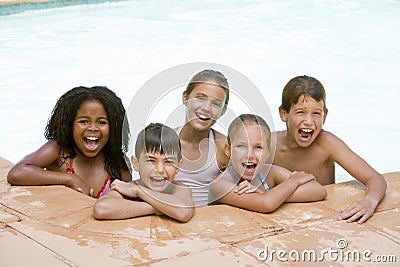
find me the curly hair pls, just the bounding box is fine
[45,86,130,180]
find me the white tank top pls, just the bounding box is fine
[174,129,221,207]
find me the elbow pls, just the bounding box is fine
[93,200,114,220]
[320,187,328,200]
[7,167,22,185]
[174,207,195,223]
[259,200,277,213]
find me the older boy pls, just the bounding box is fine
[94,123,195,222]
[270,75,386,224]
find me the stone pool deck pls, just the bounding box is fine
[0,156,399,266]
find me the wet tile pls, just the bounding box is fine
[0,227,69,266]
[235,220,400,267]
[166,204,263,239]
[365,208,400,241]
[79,214,174,239]
[243,201,337,232]
[150,244,262,267]
[0,185,95,220]
[320,181,366,212]
[9,219,221,266]
[0,205,20,225]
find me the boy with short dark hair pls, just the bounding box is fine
[94,123,195,222]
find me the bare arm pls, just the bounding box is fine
[210,170,313,213]
[93,189,156,220]
[326,134,387,223]
[110,180,194,222]
[271,165,327,202]
[7,140,90,193]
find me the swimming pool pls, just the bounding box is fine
[0,0,399,183]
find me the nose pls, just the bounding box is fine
[88,122,98,131]
[247,147,256,160]
[304,113,313,125]
[200,98,212,112]
[155,161,166,174]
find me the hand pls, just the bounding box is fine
[234,180,263,195]
[338,197,377,224]
[289,171,316,186]
[111,180,140,198]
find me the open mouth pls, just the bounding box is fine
[149,176,167,186]
[84,136,99,151]
[242,163,257,174]
[196,112,211,122]
[298,128,314,141]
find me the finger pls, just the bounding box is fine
[89,188,94,197]
[357,214,369,224]
[346,210,364,223]
[338,206,357,220]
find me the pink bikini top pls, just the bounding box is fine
[66,158,111,198]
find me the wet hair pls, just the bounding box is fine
[227,114,271,148]
[280,75,327,113]
[45,86,130,180]
[184,69,230,114]
[135,123,182,161]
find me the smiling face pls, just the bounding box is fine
[227,123,270,182]
[280,95,327,147]
[133,151,180,192]
[182,82,227,132]
[73,100,109,158]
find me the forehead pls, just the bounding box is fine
[292,95,324,109]
[189,83,226,101]
[140,150,178,159]
[77,99,105,112]
[232,123,268,140]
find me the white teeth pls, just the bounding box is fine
[86,137,98,140]
[150,176,165,182]
[197,113,209,120]
[302,129,312,133]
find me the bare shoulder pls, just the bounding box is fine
[317,130,347,148]
[21,140,61,164]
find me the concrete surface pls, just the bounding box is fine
[0,156,399,266]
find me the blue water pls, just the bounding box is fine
[0,0,399,183]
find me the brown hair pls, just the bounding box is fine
[184,69,230,114]
[227,114,271,148]
[280,75,327,113]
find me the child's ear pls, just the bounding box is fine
[224,143,231,158]
[279,107,288,122]
[131,156,139,172]
[182,91,188,105]
[323,108,328,123]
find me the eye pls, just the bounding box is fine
[212,100,222,108]
[98,120,108,125]
[78,119,88,124]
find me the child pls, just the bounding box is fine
[209,114,327,213]
[7,86,131,198]
[174,69,230,207]
[271,75,387,223]
[93,123,195,223]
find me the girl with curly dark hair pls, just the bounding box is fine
[7,86,131,198]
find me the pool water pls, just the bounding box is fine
[0,0,399,183]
